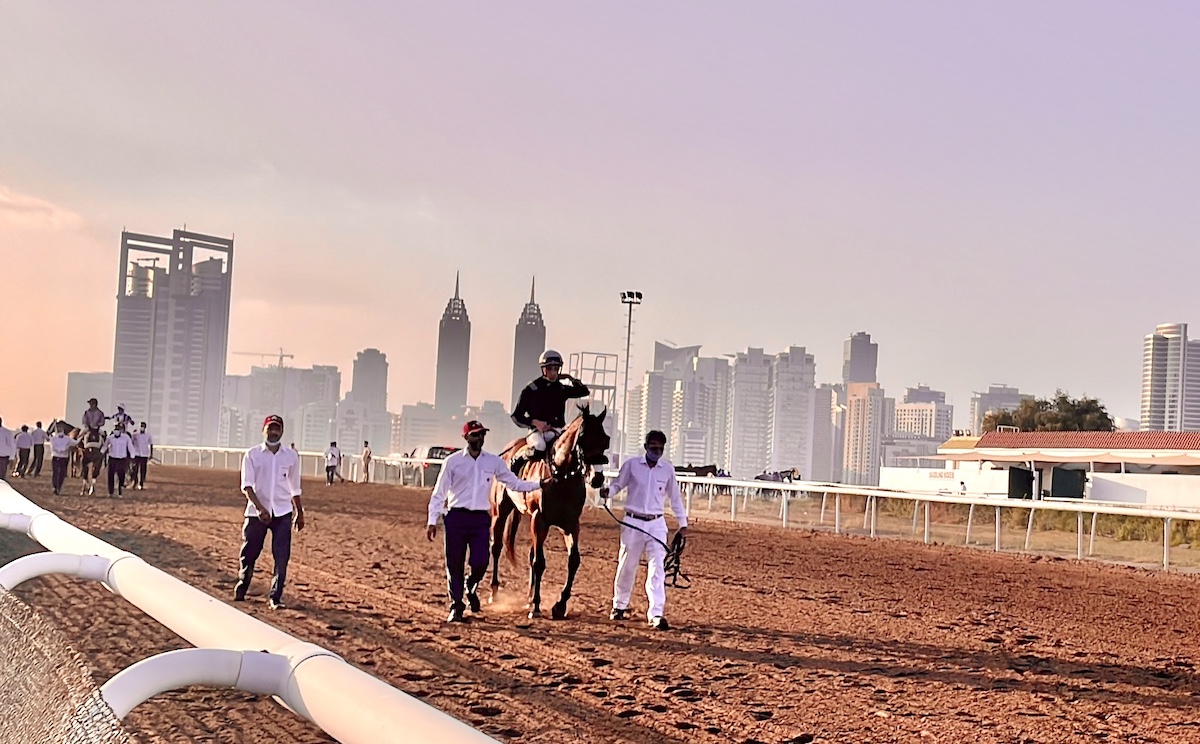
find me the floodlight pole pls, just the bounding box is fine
[620,291,643,460]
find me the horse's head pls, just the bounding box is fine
[574,403,611,467]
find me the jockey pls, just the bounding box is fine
[81,398,106,433]
[509,350,589,475]
[108,404,135,431]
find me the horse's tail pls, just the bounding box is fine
[503,506,522,565]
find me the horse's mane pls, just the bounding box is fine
[551,414,586,468]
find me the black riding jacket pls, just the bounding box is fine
[511,375,590,430]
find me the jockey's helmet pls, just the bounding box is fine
[539,349,563,367]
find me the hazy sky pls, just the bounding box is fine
[4,2,1199,428]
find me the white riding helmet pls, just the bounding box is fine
[539,349,564,367]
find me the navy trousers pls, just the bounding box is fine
[107,457,128,495]
[443,509,491,612]
[236,514,294,602]
[32,445,44,475]
[51,457,68,493]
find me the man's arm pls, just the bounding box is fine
[427,457,453,526]
[491,458,545,493]
[665,469,688,531]
[240,453,270,520]
[292,495,305,531]
[599,460,631,500]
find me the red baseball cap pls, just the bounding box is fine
[462,420,489,436]
[263,415,284,428]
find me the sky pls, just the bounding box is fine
[3,2,1200,429]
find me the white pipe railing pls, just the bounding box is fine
[0,480,496,743]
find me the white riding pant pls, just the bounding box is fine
[612,517,668,620]
[526,428,561,452]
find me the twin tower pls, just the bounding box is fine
[434,274,546,416]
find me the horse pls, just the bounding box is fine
[675,464,719,477]
[489,404,611,619]
[78,428,105,495]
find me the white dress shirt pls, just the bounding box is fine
[50,433,74,458]
[102,433,132,459]
[132,430,154,457]
[606,455,688,528]
[427,449,542,526]
[241,443,302,518]
[325,446,341,466]
[31,428,47,445]
[0,427,15,457]
[15,431,32,449]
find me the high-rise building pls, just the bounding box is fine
[510,278,546,411]
[894,401,954,442]
[395,402,445,455]
[725,348,772,478]
[351,349,388,414]
[970,384,1033,434]
[810,385,836,482]
[843,382,893,486]
[111,229,233,445]
[903,384,946,405]
[219,364,341,448]
[435,273,471,413]
[64,371,113,424]
[842,332,878,386]
[669,356,730,468]
[767,346,817,477]
[1140,323,1200,431]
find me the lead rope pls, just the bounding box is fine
[600,500,691,589]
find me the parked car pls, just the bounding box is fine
[402,445,460,486]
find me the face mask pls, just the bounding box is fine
[645,449,662,463]
[265,436,282,446]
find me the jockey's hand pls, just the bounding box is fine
[426,525,437,542]
[532,419,549,433]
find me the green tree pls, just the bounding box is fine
[981,390,1114,432]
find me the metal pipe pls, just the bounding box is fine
[965,504,974,546]
[781,493,789,528]
[834,493,842,534]
[1089,512,1098,556]
[0,551,115,591]
[1164,517,1172,570]
[1024,507,1035,551]
[870,495,878,538]
[1077,511,1084,560]
[923,501,931,544]
[819,493,827,524]
[994,505,1001,551]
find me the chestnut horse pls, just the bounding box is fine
[489,405,610,619]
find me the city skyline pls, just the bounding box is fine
[7,4,1200,427]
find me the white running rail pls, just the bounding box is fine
[0,480,496,743]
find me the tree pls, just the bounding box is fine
[981,390,1114,433]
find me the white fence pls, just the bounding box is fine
[157,446,1200,570]
[156,446,444,487]
[0,479,496,743]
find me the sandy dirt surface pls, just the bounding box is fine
[4,466,1200,743]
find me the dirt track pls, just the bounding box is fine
[5,466,1200,743]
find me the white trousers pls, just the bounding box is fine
[612,518,668,620]
[525,429,560,452]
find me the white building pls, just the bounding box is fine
[64,371,113,425]
[334,398,391,456]
[669,356,730,468]
[843,382,893,486]
[810,385,837,482]
[294,400,338,453]
[894,401,954,442]
[111,229,233,445]
[725,348,772,478]
[1141,323,1200,431]
[395,402,444,456]
[767,346,817,477]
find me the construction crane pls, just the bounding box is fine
[232,348,295,368]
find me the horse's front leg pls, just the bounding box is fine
[552,529,581,620]
[489,496,513,603]
[527,513,548,619]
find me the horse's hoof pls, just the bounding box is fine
[551,603,568,620]
[528,609,542,619]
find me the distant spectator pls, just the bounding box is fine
[361,441,372,484]
[960,481,967,495]
[325,441,342,486]
[0,417,15,481]
[30,422,47,477]
[14,426,32,477]
[49,425,74,495]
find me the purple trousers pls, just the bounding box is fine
[443,508,491,612]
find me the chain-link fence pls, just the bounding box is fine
[0,591,131,744]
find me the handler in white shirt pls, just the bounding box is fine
[235,415,305,610]
[599,429,689,630]
[427,420,546,623]
[49,426,74,495]
[131,422,153,490]
[324,442,342,486]
[101,425,132,497]
[30,422,47,477]
[0,418,16,482]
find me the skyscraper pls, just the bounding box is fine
[843,382,892,486]
[351,348,389,414]
[435,273,471,414]
[724,347,772,478]
[970,384,1033,435]
[842,332,878,386]
[767,346,817,477]
[111,229,233,445]
[1140,323,1200,431]
[510,278,546,411]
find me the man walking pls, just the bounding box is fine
[14,426,32,478]
[325,441,342,485]
[101,424,132,497]
[599,430,689,631]
[427,421,547,623]
[360,441,372,483]
[49,424,74,495]
[30,422,47,477]
[235,415,305,610]
[0,417,15,481]
[131,422,153,490]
